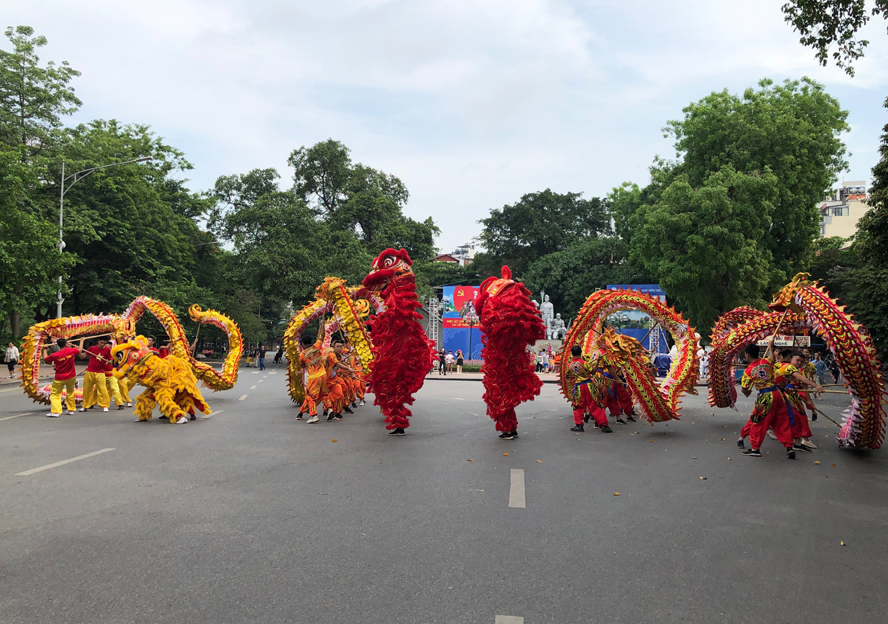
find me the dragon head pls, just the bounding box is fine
[362,248,414,292]
[111,335,155,379]
[769,272,811,312]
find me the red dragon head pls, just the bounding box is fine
[362,248,414,292]
[476,265,515,317]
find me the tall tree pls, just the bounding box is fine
[478,189,611,276]
[524,238,649,318]
[782,1,888,76]
[288,139,355,215]
[631,166,780,333]
[665,78,849,284]
[0,26,81,159]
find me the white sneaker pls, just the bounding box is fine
[67,411,76,415]
[801,439,818,449]
[767,430,778,441]
[102,408,109,412]
[46,412,60,418]
[307,416,320,424]
[175,416,188,424]
[126,402,132,407]
[134,417,145,422]
[78,408,86,412]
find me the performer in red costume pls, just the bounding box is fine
[737,344,796,459]
[362,249,436,436]
[566,345,611,433]
[475,266,546,440]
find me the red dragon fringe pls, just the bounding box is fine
[477,266,547,432]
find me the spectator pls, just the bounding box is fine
[257,344,267,371]
[274,345,284,365]
[456,349,464,374]
[814,352,829,385]
[5,341,19,379]
[445,350,455,373]
[438,348,447,375]
[541,349,550,373]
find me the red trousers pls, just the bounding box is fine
[573,384,608,427]
[789,403,813,439]
[613,382,634,415]
[741,391,793,450]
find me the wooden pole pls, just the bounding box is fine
[764,308,790,360]
[812,405,842,427]
[191,322,201,356]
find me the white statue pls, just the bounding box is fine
[539,293,554,329]
[548,313,567,340]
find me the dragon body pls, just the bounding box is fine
[710,274,887,449]
[476,266,546,433]
[20,297,242,404]
[362,248,436,432]
[112,336,209,424]
[558,288,701,422]
[283,278,377,405]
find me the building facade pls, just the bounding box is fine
[819,181,870,240]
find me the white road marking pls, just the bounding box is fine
[268,372,277,375]
[15,448,115,476]
[0,413,32,422]
[250,385,257,389]
[259,379,264,383]
[509,469,526,508]
[251,371,260,374]
[197,410,222,421]
[0,387,22,394]
[239,394,248,401]
[496,616,524,624]
[453,397,465,401]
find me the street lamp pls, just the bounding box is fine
[57,156,153,317]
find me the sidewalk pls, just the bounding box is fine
[0,360,228,387]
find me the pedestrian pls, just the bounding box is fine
[41,338,80,417]
[257,344,267,371]
[541,349,550,374]
[274,345,284,365]
[814,352,828,386]
[536,349,543,373]
[79,337,111,413]
[445,350,454,373]
[438,348,447,375]
[5,341,19,379]
[456,349,464,374]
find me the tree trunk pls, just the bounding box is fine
[10,312,21,340]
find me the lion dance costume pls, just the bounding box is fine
[112,335,209,424]
[362,249,436,434]
[709,273,887,449]
[476,266,546,436]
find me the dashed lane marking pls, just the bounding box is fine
[250,385,257,390]
[15,448,115,476]
[239,394,248,401]
[0,413,33,422]
[495,617,524,624]
[251,371,260,375]
[509,469,526,508]
[267,372,277,375]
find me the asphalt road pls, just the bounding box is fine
[1,368,886,624]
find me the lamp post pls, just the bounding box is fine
[57,156,153,317]
[459,300,479,362]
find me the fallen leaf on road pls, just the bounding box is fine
[831,464,836,467]
[814,461,821,465]
[721,438,726,441]
[613,492,620,496]
[331,439,338,443]
[536,459,543,463]
[467,459,473,462]
[728,458,732,461]
[476,489,484,492]
[699,476,707,480]
[841,541,845,546]
[649,439,654,443]
[692,457,697,459]
[503,452,509,456]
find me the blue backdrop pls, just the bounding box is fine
[442,326,484,360]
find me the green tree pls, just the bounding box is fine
[782,1,888,76]
[631,166,780,333]
[50,120,212,316]
[524,238,649,317]
[0,26,81,158]
[478,189,611,276]
[664,78,849,284]
[0,144,74,338]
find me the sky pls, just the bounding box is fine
[6,0,888,253]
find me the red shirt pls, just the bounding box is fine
[85,345,111,373]
[45,347,80,380]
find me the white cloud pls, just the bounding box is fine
[5,0,887,252]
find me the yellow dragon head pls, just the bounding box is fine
[111,335,155,379]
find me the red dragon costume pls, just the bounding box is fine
[475,266,546,438]
[362,248,436,435]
